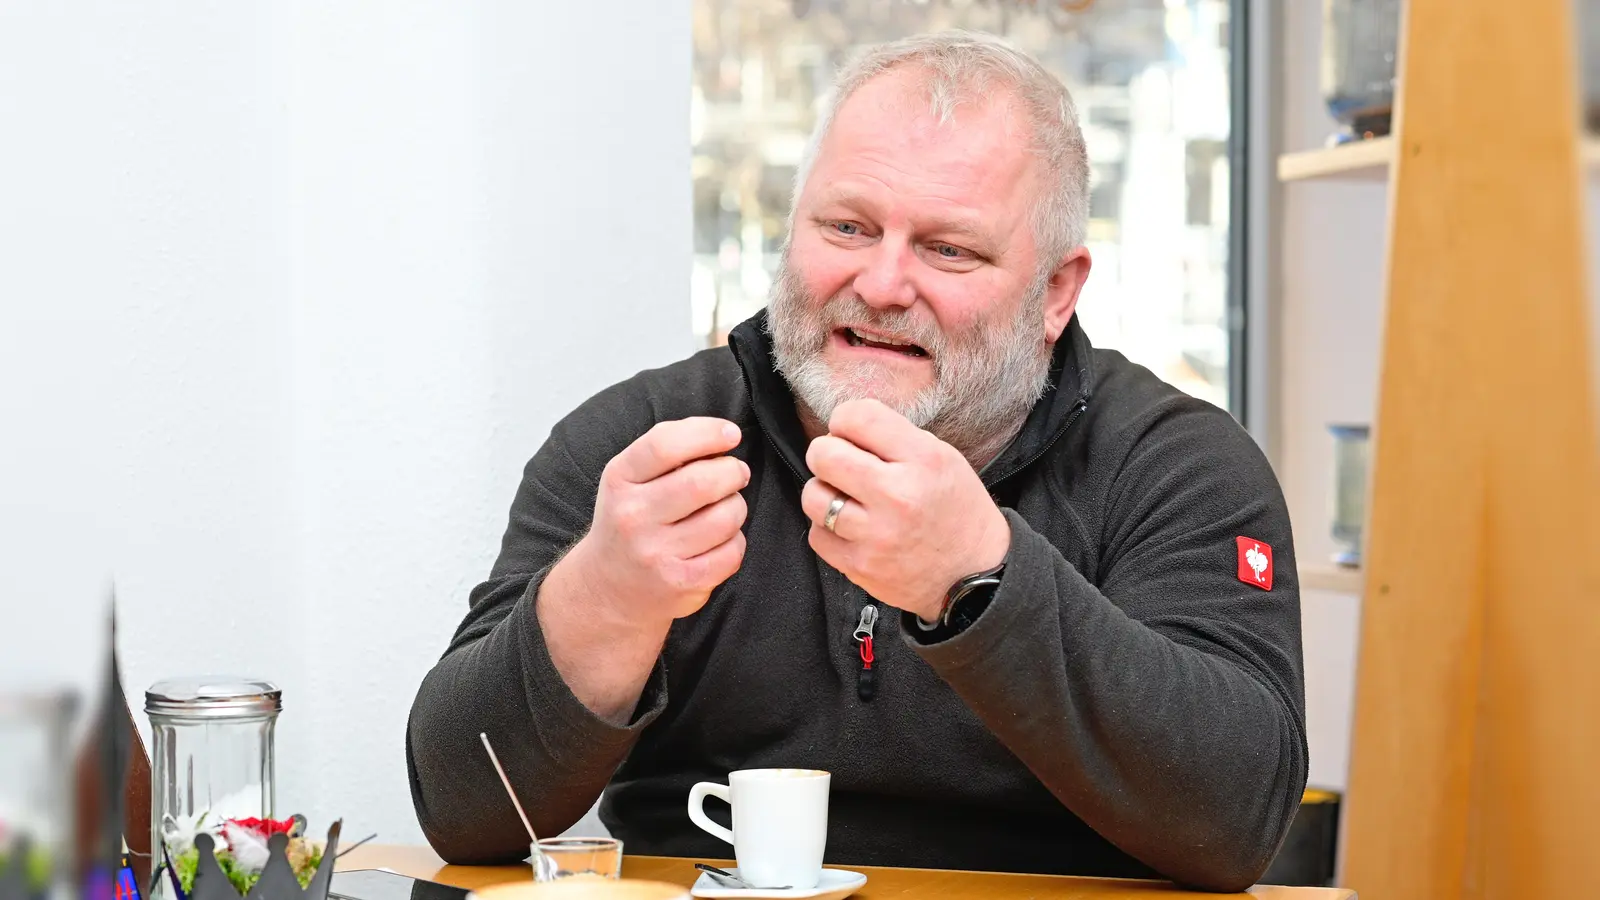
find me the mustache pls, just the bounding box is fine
[801,295,946,353]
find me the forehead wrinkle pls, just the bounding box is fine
[808,72,1044,261]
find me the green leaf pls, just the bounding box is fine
[298,846,324,888]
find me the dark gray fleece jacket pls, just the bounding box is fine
[406,310,1307,892]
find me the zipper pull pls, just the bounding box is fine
[853,603,879,702]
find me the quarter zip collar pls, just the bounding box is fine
[727,308,1096,488]
[727,311,816,482]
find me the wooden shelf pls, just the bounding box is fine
[1301,565,1364,594]
[1279,135,1600,182]
[1277,137,1395,182]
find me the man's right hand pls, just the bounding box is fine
[580,417,751,622]
[535,418,748,723]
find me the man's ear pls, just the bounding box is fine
[1042,247,1092,343]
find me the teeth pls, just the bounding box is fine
[848,328,913,347]
[842,327,927,357]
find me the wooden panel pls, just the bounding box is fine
[336,846,1356,899]
[1339,0,1600,898]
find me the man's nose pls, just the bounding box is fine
[852,238,916,311]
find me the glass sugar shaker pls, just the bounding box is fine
[145,677,280,899]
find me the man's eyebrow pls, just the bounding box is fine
[811,188,1000,252]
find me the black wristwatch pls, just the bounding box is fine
[917,559,1007,634]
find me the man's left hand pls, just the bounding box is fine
[802,399,1011,622]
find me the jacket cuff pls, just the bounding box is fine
[900,508,1062,667]
[513,579,669,762]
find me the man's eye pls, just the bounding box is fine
[832,222,862,236]
[934,244,969,259]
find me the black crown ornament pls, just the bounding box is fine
[182,823,340,900]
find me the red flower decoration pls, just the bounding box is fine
[224,816,298,838]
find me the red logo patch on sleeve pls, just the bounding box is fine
[1236,537,1274,590]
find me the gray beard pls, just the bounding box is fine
[766,254,1055,467]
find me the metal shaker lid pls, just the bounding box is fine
[146,676,281,719]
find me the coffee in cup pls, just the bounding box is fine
[687,768,830,889]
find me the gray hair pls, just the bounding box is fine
[790,30,1090,271]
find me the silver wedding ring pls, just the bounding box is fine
[823,495,848,534]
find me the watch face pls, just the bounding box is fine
[946,576,1003,631]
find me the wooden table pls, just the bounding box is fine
[337,845,1354,899]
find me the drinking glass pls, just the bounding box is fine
[533,837,623,882]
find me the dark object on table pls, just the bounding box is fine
[694,864,788,891]
[188,824,340,900]
[75,606,136,900]
[328,869,469,900]
[1261,789,1342,888]
[1320,0,1401,143]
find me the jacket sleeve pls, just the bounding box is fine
[905,401,1308,892]
[406,391,668,865]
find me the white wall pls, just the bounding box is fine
[0,1,691,845]
[0,1,306,779]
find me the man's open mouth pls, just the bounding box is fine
[840,326,929,358]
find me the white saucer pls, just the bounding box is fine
[689,868,866,900]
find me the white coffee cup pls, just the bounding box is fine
[687,768,831,889]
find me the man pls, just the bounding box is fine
[407,31,1306,892]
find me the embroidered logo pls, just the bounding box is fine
[1236,536,1273,590]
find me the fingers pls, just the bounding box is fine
[801,478,861,540]
[609,418,742,484]
[678,530,747,594]
[647,455,751,523]
[806,520,853,573]
[825,399,928,463]
[806,435,889,503]
[667,491,748,560]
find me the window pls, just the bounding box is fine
[691,0,1241,412]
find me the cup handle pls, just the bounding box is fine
[687,782,734,845]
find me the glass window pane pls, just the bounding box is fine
[691,0,1234,410]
